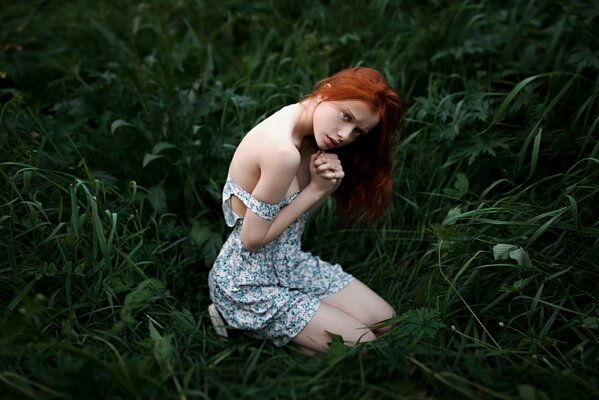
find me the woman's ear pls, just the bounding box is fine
[319,83,331,101]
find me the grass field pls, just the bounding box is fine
[1,1,598,398]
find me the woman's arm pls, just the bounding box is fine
[306,152,343,213]
[241,150,340,251]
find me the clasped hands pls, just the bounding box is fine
[309,150,344,194]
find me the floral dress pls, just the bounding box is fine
[208,178,354,346]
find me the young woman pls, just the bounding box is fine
[208,67,405,354]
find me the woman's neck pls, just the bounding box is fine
[292,98,318,149]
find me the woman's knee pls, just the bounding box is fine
[292,303,378,352]
[362,299,395,327]
[323,280,395,326]
[380,301,396,321]
[368,301,395,335]
[352,327,377,344]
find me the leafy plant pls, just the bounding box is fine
[1,0,598,399]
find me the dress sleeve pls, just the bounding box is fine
[222,179,282,227]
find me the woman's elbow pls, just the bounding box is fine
[241,236,262,252]
[240,224,270,251]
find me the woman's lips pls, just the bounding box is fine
[325,135,337,148]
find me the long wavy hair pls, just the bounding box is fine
[305,67,405,221]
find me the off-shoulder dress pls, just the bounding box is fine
[207,178,354,346]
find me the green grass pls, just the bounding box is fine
[1,0,598,398]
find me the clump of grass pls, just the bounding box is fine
[1,0,598,399]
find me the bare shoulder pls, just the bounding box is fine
[260,137,300,167]
[229,105,301,185]
[244,107,301,166]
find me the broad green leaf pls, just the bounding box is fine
[442,206,462,226]
[148,183,167,213]
[455,173,469,195]
[442,187,461,198]
[143,153,164,168]
[493,244,518,260]
[120,278,166,324]
[190,221,216,247]
[109,273,135,294]
[152,141,177,154]
[149,320,174,369]
[493,244,532,267]
[509,247,532,267]
[110,119,134,135]
[326,331,350,364]
[443,173,469,199]
[512,278,530,292]
[581,316,598,329]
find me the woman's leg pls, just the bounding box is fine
[291,302,376,352]
[321,279,395,334]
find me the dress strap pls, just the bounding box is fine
[222,178,299,227]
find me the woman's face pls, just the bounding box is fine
[312,99,380,150]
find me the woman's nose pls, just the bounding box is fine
[337,126,353,141]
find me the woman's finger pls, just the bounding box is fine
[317,168,344,176]
[316,162,338,171]
[320,170,344,179]
[315,153,340,165]
[314,156,340,166]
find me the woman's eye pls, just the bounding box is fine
[342,112,352,121]
[353,128,363,136]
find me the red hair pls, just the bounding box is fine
[306,67,405,221]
